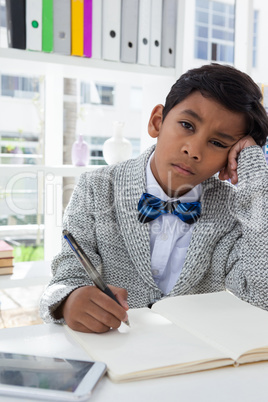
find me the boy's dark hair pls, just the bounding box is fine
[162,63,268,147]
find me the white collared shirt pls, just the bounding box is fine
[146,153,202,295]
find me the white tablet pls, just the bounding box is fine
[0,351,107,401]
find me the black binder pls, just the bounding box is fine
[5,0,26,49]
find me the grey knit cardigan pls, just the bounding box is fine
[40,145,268,323]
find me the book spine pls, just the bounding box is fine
[137,0,151,65]
[0,267,14,275]
[71,0,84,56]
[120,0,139,64]
[5,0,26,50]
[26,0,42,51]
[53,0,71,55]
[161,0,177,67]
[84,0,92,57]
[150,0,163,66]
[91,0,102,59]
[102,0,121,61]
[0,258,14,268]
[42,0,53,52]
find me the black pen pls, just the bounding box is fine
[63,230,130,327]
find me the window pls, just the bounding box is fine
[0,73,45,262]
[252,10,259,68]
[77,80,141,167]
[0,171,44,261]
[80,82,114,105]
[1,75,40,99]
[195,0,235,63]
[0,74,44,165]
[86,136,107,165]
[0,131,41,165]
[96,84,114,105]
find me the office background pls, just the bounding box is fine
[0,0,267,264]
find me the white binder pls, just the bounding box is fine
[26,0,42,51]
[53,0,71,55]
[120,0,139,63]
[150,0,162,66]
[137,0,151,65]
[102,0,121,61]
[161,0,177,67]
[92,0,102,59]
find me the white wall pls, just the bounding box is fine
[251,0,268,84]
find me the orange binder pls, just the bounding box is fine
[71,0,84,56]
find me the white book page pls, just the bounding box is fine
[152,292,268,361]
[65,308,230,379]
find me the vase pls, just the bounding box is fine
[71,135,89,166]
[10,146,24,164]
[103,121,132,165]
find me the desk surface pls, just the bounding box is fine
[0,323,268,402]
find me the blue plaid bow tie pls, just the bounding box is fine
[138,193,201,224]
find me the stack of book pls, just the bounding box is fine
[0,240,14,275]
[6,0,177,67]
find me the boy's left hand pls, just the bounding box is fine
[219,136,257,185]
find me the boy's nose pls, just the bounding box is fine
[182,143,202,161]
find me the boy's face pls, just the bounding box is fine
[148,91,247,197]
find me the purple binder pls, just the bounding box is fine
[84,0,92,57]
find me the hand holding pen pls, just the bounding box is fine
[61,230,130,333]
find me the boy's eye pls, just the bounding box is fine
[211,140,228,148]
[180,121,194,130]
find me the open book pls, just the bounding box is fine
[65,291,268,382]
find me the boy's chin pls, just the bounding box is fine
[164,183,198,198]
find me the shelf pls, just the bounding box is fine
[0,48,176,77]
[0,164,100,177]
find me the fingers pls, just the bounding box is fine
[219,136,256,185]
[218,166,229,181]
[109,285,129,310]
[62,286,128,333]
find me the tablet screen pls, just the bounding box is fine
[0,352,94,393]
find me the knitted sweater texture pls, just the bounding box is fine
[40,145,268,323]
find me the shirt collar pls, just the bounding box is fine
[146,152,202,202]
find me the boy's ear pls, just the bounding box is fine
[148,104,164,138]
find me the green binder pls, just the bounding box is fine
[42,0,53,52]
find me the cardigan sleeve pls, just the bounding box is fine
[225,146,268,310]
[39,171,102,324]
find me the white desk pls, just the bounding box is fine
[0,323,268,402]
[0,261,52,289]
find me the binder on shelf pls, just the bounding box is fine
[91,0,102,59]
[161,0,177,67]
[149,0,162,67]
[102,0,121,61]
[137,0,151,65]
[26,0,42,51]
[120,0,139,64]
[42,0,53,53]
[53,0,71,55]
[71,0,84,56]
[5,0,26,50]
[84,0,92,57]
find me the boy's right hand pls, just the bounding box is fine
[59,285,129,333]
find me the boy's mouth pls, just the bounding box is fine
[172,163,194,175]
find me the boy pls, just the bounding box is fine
[40,63,268,333]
